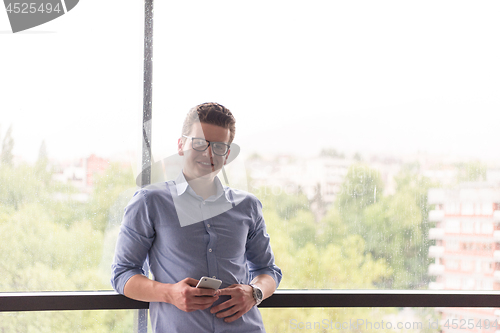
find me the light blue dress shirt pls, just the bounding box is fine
[111,172,282,333]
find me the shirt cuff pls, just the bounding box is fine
[111,265,144,295]
[250,266,282,289]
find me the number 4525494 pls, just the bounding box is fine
[6,3,62,14]
[443,319,498,330]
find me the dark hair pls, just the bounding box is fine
[182,102,236,143]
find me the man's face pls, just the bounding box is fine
[178,122,231,182]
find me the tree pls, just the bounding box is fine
[87,163,136,232]
[353,152,363,161]
[316,207,347,247]
[362,193,424,289]
[257,182,391,289]
[388,168,435,288]
[256,186,310,221]
[456,160,487,182]
[0,162,49,210]
[0,159,135,332]
[259,185,395,333]
[331,163,435,289]
[0,127,142,331]
[0,125,14,166]
[320,148,345,158]
[0,203,134,332]
[336,164,384,235]
[37,140,48,164]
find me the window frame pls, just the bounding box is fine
[1,0,499,332]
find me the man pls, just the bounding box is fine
[111,102,282,332]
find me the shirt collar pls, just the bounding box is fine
[175,171,231,202]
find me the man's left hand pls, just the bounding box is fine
[210,284,255,323]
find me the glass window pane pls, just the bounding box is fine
[0,0,143,292]
[0,310,137,332]
[261,307,500,333]
[152,0,500,293]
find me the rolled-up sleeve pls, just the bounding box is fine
[111,189,155,294]
[245,197,282,288]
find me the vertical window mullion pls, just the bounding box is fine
[137,0,154,332]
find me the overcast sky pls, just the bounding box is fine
[2,0,500,165]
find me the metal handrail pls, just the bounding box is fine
[2,290,500,312]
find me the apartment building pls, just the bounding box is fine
[428,183,500,332]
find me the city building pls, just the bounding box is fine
[428,183,500,332]
[51,154,110,201]
[246,153,405,220]
[246,154,351,220]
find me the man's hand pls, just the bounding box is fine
[210,284,256,323]
[165,277,219,312]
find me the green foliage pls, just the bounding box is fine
[0,160,135,332]
[261,307,401,333]
[37,140,48,164]
[353,152,363,161]
[0,163,50,210]
[456,160,487,182]
[0,310,135,333]
[286,210,317,249]
[0,125,14,166]
[0,200,134,332]
[316,208,347,247]
[363,194,423,289]
[0,150,440,331]
[336,164,384,233]
[335,165,435,289]
[87,163,135,232]
[0,161,89,226]
[256,186,310,220]
[259,181,391,289]
[260,185,396,332]
[0,203,102,290]
[247,152,263,161]
[284,236,391,289]
[320,148,345,158]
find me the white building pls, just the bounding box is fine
[428,183,500,332]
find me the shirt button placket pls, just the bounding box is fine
[202,201,217,279]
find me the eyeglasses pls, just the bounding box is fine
[182,135,231,156]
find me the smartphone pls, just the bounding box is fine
[196,276,222,290]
